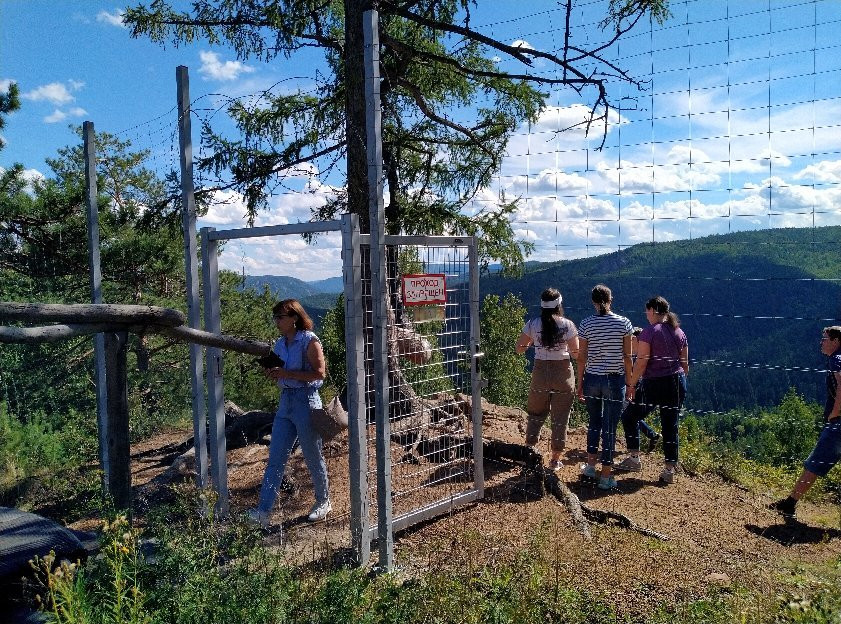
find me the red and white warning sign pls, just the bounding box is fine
[401,274,447,306]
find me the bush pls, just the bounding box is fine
[479,293,530,408]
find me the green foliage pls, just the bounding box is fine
[479,293,530,408]
[319,293,347,395]
[35,515,149,624]
[32,496,841,624]
[690,389,822,471]
[755,389,822,467]
[0,403,66,487]
[218,270,281,412]
[0,80,20,148]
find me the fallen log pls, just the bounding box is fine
[0,302,184,326]
[135,402,276,505]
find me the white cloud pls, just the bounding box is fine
[44,109,67,123]
[21,168,45,186]
[0,79,14,93]
[508,168,591,194]
[794,160,841,184]
[96,9,126,28]
[530,103,625,136]
[510,39,534,50]
[198,51,255,82]
[43,106,87,124]
[0,167,46,194]
[23,82,76,105]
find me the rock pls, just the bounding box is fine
[706,572,731,587]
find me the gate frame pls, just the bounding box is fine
[198,217,484,566]
[357,233,485,560]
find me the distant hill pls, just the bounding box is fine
[481,226,841,413]
[241,275,342,330]
[242,275,342,301]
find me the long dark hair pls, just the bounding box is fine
[591,284,612,316]
[540,288,563,348]
[646,296,679,328]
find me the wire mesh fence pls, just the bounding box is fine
[358,240,483,556]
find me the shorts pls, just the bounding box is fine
[803,419,841,477]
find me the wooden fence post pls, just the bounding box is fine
[104,331,131,512]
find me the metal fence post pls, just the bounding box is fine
[201,227,228,516]
[177,65,209,489]
[342,213,370,565]
[82,121,109,489]
[468,238,485,496]
[363,8,393,568]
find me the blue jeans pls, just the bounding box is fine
[584,373,626,466]
[639,418,657,439]
[622,372,686,463]
[257,387,329,513]
[804,420,841,477]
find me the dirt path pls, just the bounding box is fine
[74,411,840,618]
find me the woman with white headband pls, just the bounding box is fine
[515,287,579,471]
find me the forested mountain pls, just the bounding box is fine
[240,275,343,329]
[481,226,841,413]
[241,275,342,301]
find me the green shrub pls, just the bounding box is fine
[480,293,530,409]
[0,402,88,488]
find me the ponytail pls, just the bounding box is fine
[591,284,612,316]
[539,288,563,348]
[646,296,679,328]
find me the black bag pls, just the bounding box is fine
[310,391,348,441]
[255,351,284,369]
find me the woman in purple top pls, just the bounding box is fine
[617,296,688,483]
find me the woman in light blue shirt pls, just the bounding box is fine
[248,299,331,527]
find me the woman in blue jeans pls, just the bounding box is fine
[575,284,634,490]
[248,299,331,527]
[618,296,689,483]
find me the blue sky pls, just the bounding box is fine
[2,1,840,279]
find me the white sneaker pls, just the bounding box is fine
[659,466,677,484]
[246,508,270,527]
[307,500,332,522]
[580,463,597,479]
[615,455,642,472]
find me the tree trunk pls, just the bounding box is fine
[345,0,370,232]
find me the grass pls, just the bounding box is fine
[27,488,841,624]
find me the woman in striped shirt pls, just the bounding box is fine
[575,284,634,490]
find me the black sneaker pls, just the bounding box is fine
[768,497,796,518]
[646,432,661,454]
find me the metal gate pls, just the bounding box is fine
[347,234,485,565]
[199,216,484,567]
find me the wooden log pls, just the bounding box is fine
[0,318,271,357]
[0,323,142,343]
[159,325,270,356]
[0,302,185,326]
